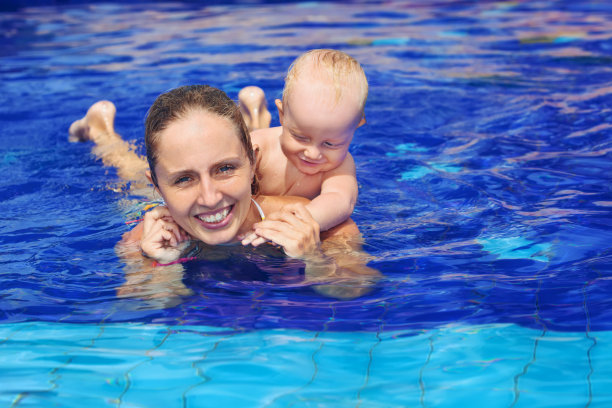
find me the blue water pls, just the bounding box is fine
[1,0,612,406]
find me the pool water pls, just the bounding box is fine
[1,0,611,406]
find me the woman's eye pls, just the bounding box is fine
[174,176,191,185]
[218,164,235,173]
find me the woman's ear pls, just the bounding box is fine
[249,154,260,196]
[249,155,256,180]
[252,145,262,179]
[145,170,160,195]
[275,99,284,124]
[253,145,260,163]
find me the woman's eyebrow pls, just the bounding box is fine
[164,169,194,179]
[212,156,245,165]
[163,154,245,174]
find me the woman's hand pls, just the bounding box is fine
[249,203,322,259]
[140,205,190,264]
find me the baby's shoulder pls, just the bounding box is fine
[251,127,284,167]
[322,152,356,178]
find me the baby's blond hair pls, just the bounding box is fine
[282,49,368,113]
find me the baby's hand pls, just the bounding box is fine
[141,206,190,264]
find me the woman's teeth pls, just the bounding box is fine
[198,207,230,223]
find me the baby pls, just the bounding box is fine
[241,49,368,235]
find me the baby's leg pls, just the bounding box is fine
[69,101,148,183]
[238,86,272,131]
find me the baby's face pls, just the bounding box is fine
[277,78,364,176]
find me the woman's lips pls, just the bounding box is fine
[195,205,233,229]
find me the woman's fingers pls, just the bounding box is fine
[253,205,321,258]
[160,219,185,245]
[242,203,322,257]
[140,205,189,263]
[241,230,269,247]
[261,206,320,241]
[144,206,189,244]
[263,204,320,235]
[143,206,172,234]
[255,227,316,258]
[240,231,259,246]
[250,236,268,247]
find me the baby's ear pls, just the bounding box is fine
[357,115,366,128]
[275,99,284,124]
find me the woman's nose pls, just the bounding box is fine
[197,177,222,207]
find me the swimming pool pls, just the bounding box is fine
[1,0,611,406]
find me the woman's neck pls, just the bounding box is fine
[235,197,265,241]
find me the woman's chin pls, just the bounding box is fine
[191,226,239,246]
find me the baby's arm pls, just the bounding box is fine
[306,154,358,231]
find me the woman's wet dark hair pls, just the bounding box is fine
[145,85,259,195]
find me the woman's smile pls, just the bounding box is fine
[194,204,233,228]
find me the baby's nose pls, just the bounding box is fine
[304,145,322,159]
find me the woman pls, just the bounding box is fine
[71,85,378,300]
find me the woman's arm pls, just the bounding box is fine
[250,200,380,299]
[114,206,193,303]
[115,235,192,303]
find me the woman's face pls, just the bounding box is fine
[151,109,255,245]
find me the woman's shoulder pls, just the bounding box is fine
[322,218,360,239]
[121,221,144,243]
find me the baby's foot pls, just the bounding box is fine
[69,100,117,143]
[238,86,271,131]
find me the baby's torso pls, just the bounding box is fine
[259,160,323,199]
[252,128,323,199]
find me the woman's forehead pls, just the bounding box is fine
[156,110,246,164]
[161,109,237,144]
